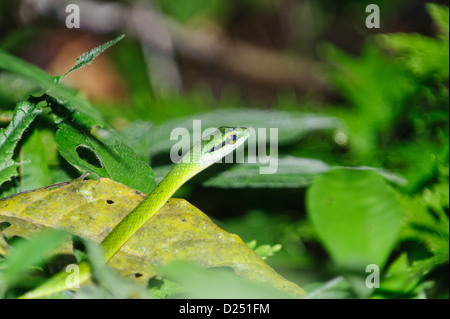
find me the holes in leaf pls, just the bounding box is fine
[76,145,102,169]
[134,273,143,278]
[106,199,115,204]
[0,222,11,231]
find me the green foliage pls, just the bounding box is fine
[308,3,449,298]
[378,33,449,80]
[55,121,155,193]
[321,3,449,195]
[398,167,449,278]
[246,240,282,260]
[20,129,52,192]
[0,1,448,299]
[72,239,151,299]
[320,44,415,160]
[0,50,104,126]
[0,230,68,292]
[0,101,42,186]
[201,156,405,189]
[307,168,403,296]
[308,168,403,270]
[0,39,156,195]
[427,3,449,40]
[203,156,330,188]
[158,0,216,22]
[147,108,342,156]
[158,261,292,299]
[377,4,449,80]
[303,277,353,299]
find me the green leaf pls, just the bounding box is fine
[0,101,42,187]
[54,34,125,83]
[203,156,330,188]
[55,121,156,193]
[410,252,449,277]
[0,72,41,105]
[198,157,405,189]
[20,129,52,192]
[159,261,294,299]
[307,168,403,270]
[119,120,153,161]
[149,109,341,156]
[0,230,69,287]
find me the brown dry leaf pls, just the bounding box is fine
[0,177,306,297]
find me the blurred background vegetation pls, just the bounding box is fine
[0,0,448,298]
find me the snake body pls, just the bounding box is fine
[19,127,249,298]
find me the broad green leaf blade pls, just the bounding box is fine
[0,230,69,286]
[55,122,156,193]
[0,101,42,186]
[203,157,330,188]
[55,34,125,83]
[0,72,41,104]
[153,156,404,189]
[307,168,402,270]
[119,120,153,161]
[20,129,52,192]
[0,178,306,298]
[148,109,342,155]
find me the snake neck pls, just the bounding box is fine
[153,161,203,200]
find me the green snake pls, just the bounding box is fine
[19,126,249,298]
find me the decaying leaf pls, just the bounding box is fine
[0,177,306,297]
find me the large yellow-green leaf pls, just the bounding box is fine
[0,177,306,298]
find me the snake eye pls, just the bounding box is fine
[226,133,237,144]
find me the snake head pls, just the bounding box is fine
[189,126,250,166]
